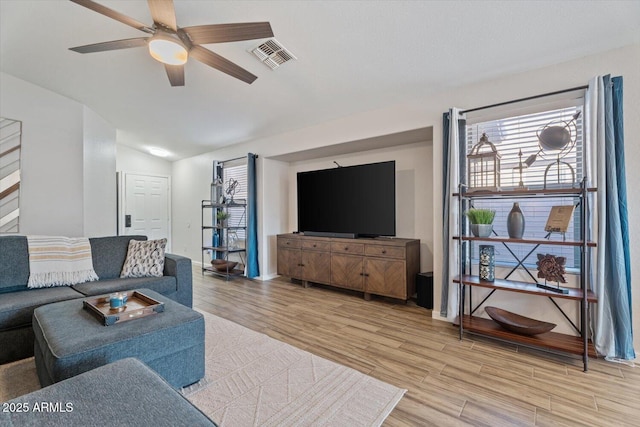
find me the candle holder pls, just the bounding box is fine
[511,149,527,190]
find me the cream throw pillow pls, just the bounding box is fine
[120,238,167,278]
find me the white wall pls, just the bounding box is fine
[261,158,292,279]
[1,72,85,236]
[172,152,216,260]
[83,106,116,237]
[172,43,639,350]
[116,144,172,176]
[0,72,119,237]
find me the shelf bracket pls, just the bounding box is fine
[548,296,581,335]
[501,231,552,282]
[471,289,496,315]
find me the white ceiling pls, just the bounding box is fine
[1,1,638,160]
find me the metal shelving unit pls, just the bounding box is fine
[454,179,597,371]
[201,199,247,279]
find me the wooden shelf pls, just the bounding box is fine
[202,246,246,253]
[202,266,244,277]
[453,236,596,247]
[454,275,598,302]
[454,315,597,357]
[453,187,596,198]
[203,225,246,231]
[202,201,247,208]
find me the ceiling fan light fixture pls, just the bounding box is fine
[148,30,188,65]
[70,0,274,86]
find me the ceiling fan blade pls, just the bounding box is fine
[190,45,257,84]
[70,0,153,33]
[183,22,273,44]
[164,64,185,87]
[69,37,149,54]
[147,0,177,31]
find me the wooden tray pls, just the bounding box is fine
[83,290,165,326]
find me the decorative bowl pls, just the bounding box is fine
[211,260,238,272]
[485,306,556,336]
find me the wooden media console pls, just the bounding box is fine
[277,233,420,301]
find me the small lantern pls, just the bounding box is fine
[467,133,501,192]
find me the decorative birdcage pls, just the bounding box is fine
[467,133,501,192]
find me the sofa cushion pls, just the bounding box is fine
[89,235,147,280]
[0,287,84,330]
[72,276,177,297]
[0,235,29,293]
[120,238,167,278]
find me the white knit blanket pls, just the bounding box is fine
[27,236,98,288]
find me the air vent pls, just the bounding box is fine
[250,38,296,70]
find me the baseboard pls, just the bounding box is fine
[194,260,277,282]
[431,312,451,323]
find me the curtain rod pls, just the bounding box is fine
[219,154,259,164]
[460,85,588,115]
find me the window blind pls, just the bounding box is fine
[222,161,248,241]
[465,105,584,268]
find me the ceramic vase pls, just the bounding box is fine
[507,202,525,239]
[479,245,495,282]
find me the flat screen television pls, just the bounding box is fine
[297,160,395,238]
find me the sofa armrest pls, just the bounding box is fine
[164,254,193,308]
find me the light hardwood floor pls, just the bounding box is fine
[194,268,640,427]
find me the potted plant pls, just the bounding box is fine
[216,210,230,227]
[465,208,496,237]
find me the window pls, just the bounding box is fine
[222,159,247,243]
[465,102,584,268]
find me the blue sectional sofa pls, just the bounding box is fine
[0,235,193,364]
[1,358,217,426]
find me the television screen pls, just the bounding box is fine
[297,160,395,237]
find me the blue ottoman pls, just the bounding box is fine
[32,289,204,389]
[0,358,216,427]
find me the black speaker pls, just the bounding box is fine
[416,272,433,309]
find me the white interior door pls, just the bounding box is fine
[122,173,171,251]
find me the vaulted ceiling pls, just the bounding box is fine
[1,1,638,160]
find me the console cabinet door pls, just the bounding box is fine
[301,251,331,284]
[331,254,364,290]
[364,258,407,299]
[277,247,301,278]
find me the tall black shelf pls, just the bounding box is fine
[454,180,597,371]
[201,199,247,279]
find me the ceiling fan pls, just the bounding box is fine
[69,0,274,86]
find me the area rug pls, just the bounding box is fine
[0,310,405,426]
[0,357,39,402]
[185,310,406,426]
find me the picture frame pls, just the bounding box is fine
[544,205,576,233]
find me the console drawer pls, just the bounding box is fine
[301,240,331,251]
[365,244,406,259]
[278,238,300,249]
[331,242,364,255]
